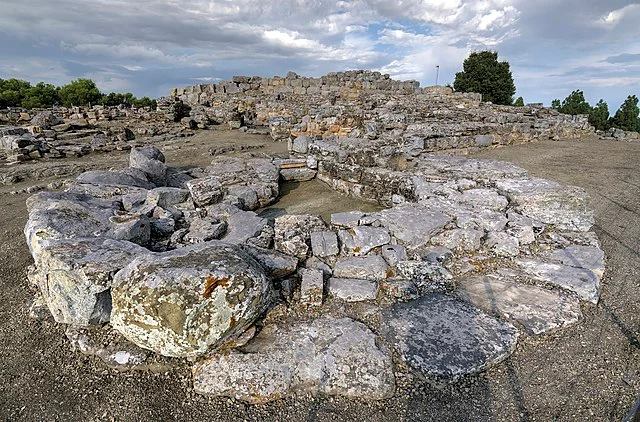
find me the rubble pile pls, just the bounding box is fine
[166,70,593,149]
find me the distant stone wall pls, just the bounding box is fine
[171,70,421,105]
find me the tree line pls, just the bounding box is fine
[0,78,157,109]
[452,50,640,133]
[551,91,640,132]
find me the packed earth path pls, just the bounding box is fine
[0,130,639,421]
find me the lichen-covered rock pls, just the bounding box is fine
[274,214,327,259]
[186,176,223,207]
[24,191,121,258]
[110,241,272,357]
[495,178,594,232]
[328,277,378,302]
[33,237,148,326]
[369,204,451,250]
[333,255,389,281]
[457,275,583,335]
[516,258,600,303]
[192,317,395,403]
[130,146,167,186]
[382,293,518,380]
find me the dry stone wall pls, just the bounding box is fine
[166,70,593,155]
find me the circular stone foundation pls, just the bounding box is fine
[24,139,604,403]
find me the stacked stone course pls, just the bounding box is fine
[166,70,593,155]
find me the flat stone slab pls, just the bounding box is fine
[516,258,600,304]
[370,203,451,249]
[333,255,389,280]
[192,317,395,403]
[495,177,594,232]
[545,245,605,278]
[381,293,518,380]
[328,278,378,302]
[457,275,583,335]
[310,231,339,257]
[331,211,365,228]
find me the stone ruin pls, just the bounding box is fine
[18,71,605,403]
[163,69,593,151]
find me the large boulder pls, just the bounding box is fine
[192,317,395,403]
[32,238,148,326]
[130,146,167,186]
[30,111,63,129]
[110,242,272,357]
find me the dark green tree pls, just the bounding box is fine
[609,95,640,132]
[559,90,591,115]
[21,82,60,108]
[131,96,157,109]
[453,50,516,105]
[551,99,561,109]
[514,96,524,107]
[588,99,609,131]
[58,78,103,107]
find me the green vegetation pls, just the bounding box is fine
[609,95,640,132]
[453,50,516,105]
[514,96,524,107]
[552,91,639,132]
[0,77,156,109]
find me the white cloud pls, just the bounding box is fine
[601,4,640,26]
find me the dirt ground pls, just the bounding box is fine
[1,131,639,421]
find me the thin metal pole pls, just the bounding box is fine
[435,65,440,86]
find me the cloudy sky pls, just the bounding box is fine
[1,0,639,110]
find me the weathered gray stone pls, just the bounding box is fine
[33,237,148,326]
[240,246,298,279]
[24,192,121,258]
[457,188,508,211]
[486,232,520,257]
[192,317,394,403]
[371,204,451,249]
[333,256,389,280]
[111,242,272,357]
[109,213,151,246]
[516,258,600,303]
[396,260,453,293]
[130,146,167,186]
[331,211,365,228]
[280,168,317,182]
[546,245,605,279]
[381,244,407,267]
[184,217,227,243]
[496,178,594,232]
[227,185,259,210]
[146,187,190,208]
[274,214,327,259]
[378,278,418,302]
[347,226,391,255]
[186,177,223,207]
[381,294,518,380]
[328,278,378,302]
[310,231,339,257]
[431,228,484,252]
[300,268,324,307]
[458,275,583,335]
[76,170,155,189]
[291,136,311,154]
